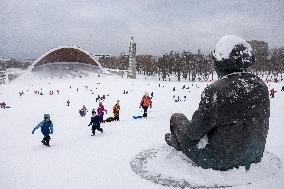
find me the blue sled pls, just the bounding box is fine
[133,115,144,119]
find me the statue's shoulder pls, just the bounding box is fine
[219,72,268,90]
[201,83,219,98]
[242,73,268,89]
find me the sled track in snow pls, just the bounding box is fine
[130,145,281,188]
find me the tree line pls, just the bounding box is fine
[100,50,214,81]
[99,47,284,81]
[1,47,283,81]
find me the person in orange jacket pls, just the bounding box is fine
[113,100,120,121]
[139,92,152,118]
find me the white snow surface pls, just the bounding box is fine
[141,145,280,187]
[213,35,252,61]
[0,72,284,189]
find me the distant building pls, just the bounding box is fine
[30,46,103,71]
[94,54,111,60]
[248,40,268,57]
[0,57,12,62]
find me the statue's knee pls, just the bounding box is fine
[170,113,189,129]
[171,113,187,124]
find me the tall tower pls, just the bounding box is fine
[128,37,137,79]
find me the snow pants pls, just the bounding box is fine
[92,124,103,135]
[142,106,148,117]
[99,115,104,123]
[113,115,119,121]
[42,135,51,146]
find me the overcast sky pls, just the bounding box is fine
[1,0,283,59]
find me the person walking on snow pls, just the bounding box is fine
[79,105,88,117]
[0,102,6,109]
[270,88,277,98]
[97,102,107,123]
[140,92,152,118]
[32,114,53,147]
[88,110,103,136]
[113,100,120,121]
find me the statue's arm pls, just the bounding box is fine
[186,86,218,140]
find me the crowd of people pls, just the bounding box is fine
[32,91,153,147]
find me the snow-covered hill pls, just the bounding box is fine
[0,71,283,189]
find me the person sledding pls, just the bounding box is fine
[104,100,120,122]
[88,109,103,136]
[113,100,120,121]
[97,102,107,123]
[32,114,53,147]
[139,92,152,118]
[79,105,88,117]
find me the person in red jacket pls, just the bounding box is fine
[139,92,152,118]
[270,88,277,98]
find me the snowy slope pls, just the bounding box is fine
[0,72,283,189]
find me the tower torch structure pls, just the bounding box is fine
[128,37,137,79]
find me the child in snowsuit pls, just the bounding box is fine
[97,102,107,123]
[32,114,53,147]
[79,105,88,117]
[113,100,120,121]
[140,92,152,118]
[88,110,103,136]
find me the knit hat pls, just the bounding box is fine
[44,114,50,119]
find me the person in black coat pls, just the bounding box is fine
[88,110,103,136]
[165,35,270,171]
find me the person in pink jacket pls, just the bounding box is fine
[97,102,107,123]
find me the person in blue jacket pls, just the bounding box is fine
[32,114,53,147]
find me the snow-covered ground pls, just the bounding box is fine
[0,70,283,189]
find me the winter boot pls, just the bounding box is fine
[45,140,50,147]
[45,136,51,147]
[91,130,96,136]
[165,133,182,151]
[41,139,46,145]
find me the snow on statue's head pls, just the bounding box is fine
[213,35,255,77]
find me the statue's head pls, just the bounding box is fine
[212,35,255,78]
